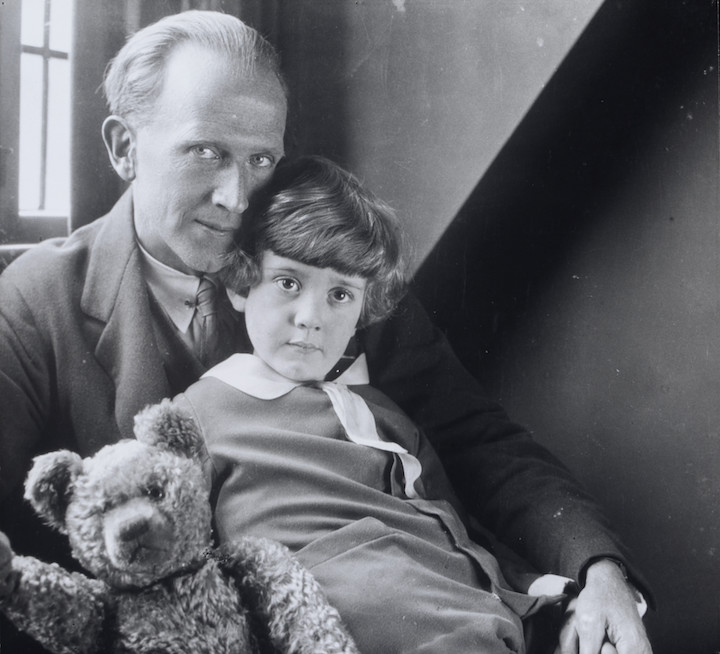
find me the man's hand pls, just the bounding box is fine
[554,559,652,654]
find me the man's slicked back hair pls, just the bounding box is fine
[103,10,285,126]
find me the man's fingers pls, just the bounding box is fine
[577,622,606,654]
[554,623,621,654]
[612,625,653,654]
[554,613,579,654]
[555,599,621,654]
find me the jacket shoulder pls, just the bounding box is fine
[1,219,105,288]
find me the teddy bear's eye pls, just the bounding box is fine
[143,483,165,501]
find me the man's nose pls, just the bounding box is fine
[293,294,324,331]
[212,164,249,214]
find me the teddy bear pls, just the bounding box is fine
[0,400,359,654]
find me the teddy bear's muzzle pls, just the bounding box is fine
[104,498,174,568]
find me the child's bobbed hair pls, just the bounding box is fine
[225,156,407,327]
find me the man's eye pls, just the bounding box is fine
[249,154,275,168]
[191,145,220,159]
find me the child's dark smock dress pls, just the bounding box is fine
[174,354,566,653]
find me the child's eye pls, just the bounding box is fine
[330,288,353,303]
[274,277,300,293]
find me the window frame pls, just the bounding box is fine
[0,1,23,244]
[0,0,122,246]
[20,0,71,221]
[1,0,72,244]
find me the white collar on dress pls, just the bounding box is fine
[201,352,370,400]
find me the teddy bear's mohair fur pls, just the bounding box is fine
[0,400,359,654]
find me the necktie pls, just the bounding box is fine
[195,277,219,367]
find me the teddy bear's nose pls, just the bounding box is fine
[118,516,150,542]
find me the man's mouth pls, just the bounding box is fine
[196,220,235,237]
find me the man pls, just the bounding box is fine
[0,11,651,653]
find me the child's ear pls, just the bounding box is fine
[225,288,247,312]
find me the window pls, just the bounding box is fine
[0,0,73,246]
[19,0,73,221]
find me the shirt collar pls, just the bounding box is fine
[202,353,370,399]
[137,241,201,333]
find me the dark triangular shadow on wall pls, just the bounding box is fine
[412,0,716,381]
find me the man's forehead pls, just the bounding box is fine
[149,44,287,141]
[163,42,285,97]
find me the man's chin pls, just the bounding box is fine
[180,247,231,276]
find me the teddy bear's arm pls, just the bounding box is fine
[218,536,359,654]
[0,555,108,654]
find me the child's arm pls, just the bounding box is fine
[0,531,107,654]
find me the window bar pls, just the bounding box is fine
[39,0,51,211]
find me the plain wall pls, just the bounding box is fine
[279,0,605,269]
[413,2,719,653]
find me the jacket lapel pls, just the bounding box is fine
[81,191,171,439]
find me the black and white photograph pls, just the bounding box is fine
[0,1,717,652]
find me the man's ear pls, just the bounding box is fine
[102,115,137,182]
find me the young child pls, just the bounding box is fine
[173,156,566,653]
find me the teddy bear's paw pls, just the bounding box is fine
[217,537,360,654]
[0,532,20,598]
[0,531,12,562]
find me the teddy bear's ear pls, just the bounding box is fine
[133,399,205,460]
[23,450,83,533]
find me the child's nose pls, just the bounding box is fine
[293,295,324,331]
